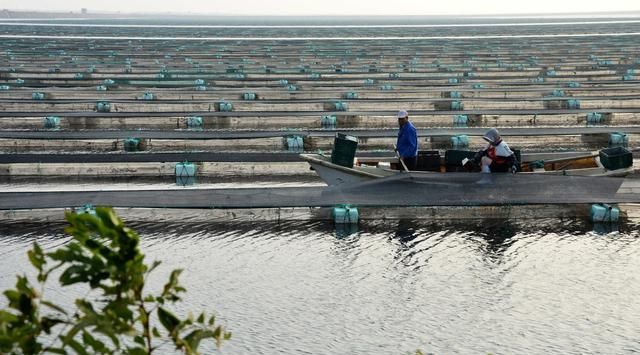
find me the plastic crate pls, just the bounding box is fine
[416,151,441,172]
[599,147,632,170]
[331,133,358,168]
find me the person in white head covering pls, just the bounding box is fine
[473,128,518,173]
[395,109,418,170]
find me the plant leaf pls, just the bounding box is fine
[41,300,68,315]
[157,307,180,334]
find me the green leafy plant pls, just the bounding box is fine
[0,207,230,354]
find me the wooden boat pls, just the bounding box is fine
[300,149,635,187]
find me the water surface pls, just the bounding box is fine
[0,219,639,354]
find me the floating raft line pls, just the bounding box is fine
[4,108,640,118]
[7,95,640,104]
[2,127,640,140]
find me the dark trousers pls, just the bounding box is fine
[401,156,417,171]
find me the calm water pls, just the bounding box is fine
[1,219,639,354]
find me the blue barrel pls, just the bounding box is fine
[567,99,581,109]
[74,73,84,79]
[0,85,9,90]
[242,92,257,100]
[364,79,376,86]
[96,101,111,112]
[15,79,24,84]
[333,205,359,224]
[609,132,629,148]
[623,75,634,81]
[471,83,485,89]
[453,115,468,127]
[194,79,205,85]
[551,89,565,97]
[332,101,348,111]
[567,82,581,88]
[546,70,557,76]
[186,116,203,129]
[123,137,141,152]
[450,101,464,110]
[344,92,359,99]
[586,112,602,125]
[590,204,620,223]
[96,85,108,91]
[278,79,289,85]
[309,73,321,80]
[321,115,337,128]
[103,79,115,85]
[286,136,304,152]
[450,135,469,149]
[389,73,400,79]
[74,204,96,216]
[217,101,233,112]
[43,116,60,129]
[448,78,458,84]
[32,92,46,100]
[450,91,462,98]
[142,92,155,101]
[175,162,196,186]
[380,84,394,91]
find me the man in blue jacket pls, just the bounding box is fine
[395,109,418,170]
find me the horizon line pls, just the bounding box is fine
[3,9,640,18]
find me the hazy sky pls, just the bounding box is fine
[4,0,640,16]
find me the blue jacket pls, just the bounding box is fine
[396,121,418,158]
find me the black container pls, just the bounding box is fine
[331,133,358,168]
[599,147,632,170]
[444,150,476,171]
[416,150,441,171]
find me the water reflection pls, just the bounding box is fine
[1,218,639,354]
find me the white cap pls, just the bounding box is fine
[397,109,409,119]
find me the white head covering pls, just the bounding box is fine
[397,110,409,119]
[483,128,501,144]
